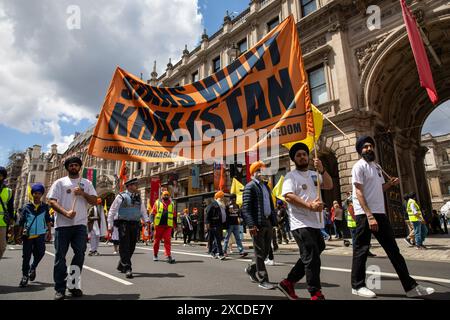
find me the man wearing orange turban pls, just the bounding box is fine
[205,191,227,260]
[242,161,277,290]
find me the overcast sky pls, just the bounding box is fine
[0,0,447,166]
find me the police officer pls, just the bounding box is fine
[107,178,149,279]
[0,166,14,260]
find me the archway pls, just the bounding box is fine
[362,12,450,234]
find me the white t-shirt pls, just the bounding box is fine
[282,169,324,230]
[47,176,97,228]
[351,159,386,215]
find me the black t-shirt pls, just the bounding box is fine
[190,213,199,225]
[227,203,241,225]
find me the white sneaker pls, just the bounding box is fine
[113,251,118,255]
[352,287,377,298]
[264,259,274,266]
[406,285,435,298]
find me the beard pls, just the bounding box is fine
[68,169,79,176]
[217,199,226,209]
[362,151,376,162]
[295,160,309,171]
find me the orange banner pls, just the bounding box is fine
[88,15,312,162]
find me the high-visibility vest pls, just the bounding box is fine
[154,200,174,227]
[0,187,12,227]
[407,199,423,222]
[347,206,356,228]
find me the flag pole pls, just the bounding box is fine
[309,105,322,224]
[71,151,89,212]
[317,105,393,180]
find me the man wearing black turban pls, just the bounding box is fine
[277,142,333,300]
[47,156,98,300]
[350,135,434,299]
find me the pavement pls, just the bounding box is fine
[1,233,448,301]
[172,232,450,263]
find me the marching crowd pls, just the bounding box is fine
[0,135,446,300]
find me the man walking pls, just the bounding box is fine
[0,166,14,260]
[350,136,434,298]
[108,178,149,278]
[277,143,333,300]
[87,197,107,256]
[181,208,193,246]
[47,157,97,300]
[151,190,176,263]
[242,161,277,290]
[405,192,428,249]
[205,191,227,260]
[223,194,248,258]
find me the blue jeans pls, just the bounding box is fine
[54,225,87,293]
[320,228,329,239]
[223,225,245,253]
[412,221,428,246]
[350,228,356,245]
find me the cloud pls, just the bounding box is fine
[422,100,450,136]
[0,0,203,150]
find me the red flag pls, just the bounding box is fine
[219,163,226,191]
[400,0,438,105]
[119,160,127,192]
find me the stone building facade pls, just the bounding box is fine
[5,152,25,202]
[19,0,448,236]
[422,133,450,211]
[147,0,450,235]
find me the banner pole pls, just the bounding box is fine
[71,151,89,212]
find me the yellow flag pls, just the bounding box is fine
[104,199,108,216]
[283,104,323,151]
[272,176,285,202]
[27,184,33,202]
[230,178,244,207]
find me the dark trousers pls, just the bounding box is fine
[351,214,417,292]
[54,225,87,293]
[118,221,139,272]
[183,229,192,244]
[208,226,223,256]
[248,219,272,283]
[22,234,46,276]
[192,225,198,241]
[334,220,344,238]
[287,228,325,294]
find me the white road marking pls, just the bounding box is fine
[45,251,133,286]
[136,246,450,285]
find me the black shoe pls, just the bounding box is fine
[28,269,36,282]
[367,251,377,257]
[68,288,83,298]
[125,270,133,279]
[167,256,176,264]
[245,266,258,283]
[54,291,66,300]
[19,276,28,288]
[117,262,125,273]
[343,240,351,247]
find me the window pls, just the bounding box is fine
[39,165,44,171]
[30,175,35,183]
[267,17,280,32]
[443,152,449,163]
[300,0,317,17]
[191,70,199,83]
[32,165,37,171]
[237,38,247,55]
[308,65,328,105]
[136,162,142,171]
[212,56,221,73]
